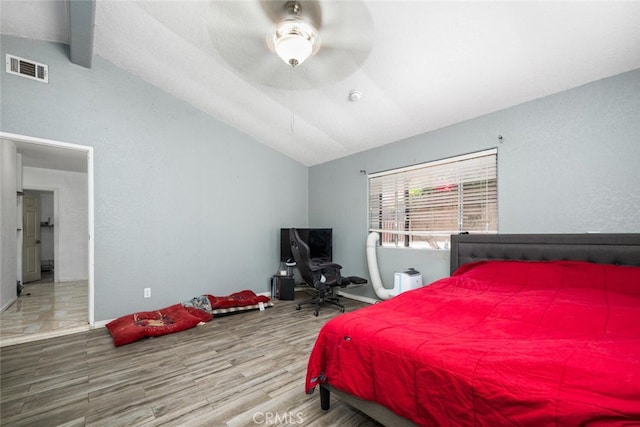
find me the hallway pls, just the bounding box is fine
[0,273,89,347]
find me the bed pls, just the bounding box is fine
[305,233,640,426]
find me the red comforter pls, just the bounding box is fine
[305,260,640,426]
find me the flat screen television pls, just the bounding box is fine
[280,228,333,263]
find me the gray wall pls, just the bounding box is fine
[0,140,18,311]
[310,69,640,300]
[3,34,638,313]
[1,36,308,321]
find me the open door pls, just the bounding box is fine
[22,191,41,283]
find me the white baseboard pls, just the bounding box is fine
[336,291,379,305]
[0,325,90,348]
[92,319,111,329]
[1,296,18,313]
[56,278,89,283]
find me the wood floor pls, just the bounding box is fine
[1,277,89,347]
[0,292,383,426]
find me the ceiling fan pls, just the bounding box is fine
[265,0,321,67]
[207,0,374,90]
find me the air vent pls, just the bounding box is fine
[5,54,48,83]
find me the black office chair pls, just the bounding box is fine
[289,228,366,316]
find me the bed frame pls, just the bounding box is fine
[450,233,640,273]
[319,233,640,426]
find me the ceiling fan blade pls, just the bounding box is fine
[319,0,374,52]
[207,0,375,89]
[208,1,272,37]
[294,0,374,87]
[207,1,273,68]
[321,29,373,55]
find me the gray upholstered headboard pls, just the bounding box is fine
[450,233,640,274]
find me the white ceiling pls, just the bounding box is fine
[2,1,640,167]
[12,140,88,173]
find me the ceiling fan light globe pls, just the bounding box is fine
[275,33,313,66]
[268,18,320,68]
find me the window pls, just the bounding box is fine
[368,149,497,249]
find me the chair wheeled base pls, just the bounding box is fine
[295,288,345,316]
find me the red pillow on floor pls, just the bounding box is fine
[206,290,271,309]
[106,303,205,346]
[183,306,213,322]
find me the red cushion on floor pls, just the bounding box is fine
[106,303,204,346]
[206,290,271,309]
[183,306,213,322]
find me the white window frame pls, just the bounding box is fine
[368,148,497,249]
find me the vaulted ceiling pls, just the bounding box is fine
[2,1,640,166]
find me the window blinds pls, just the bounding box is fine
[368,149,497,248]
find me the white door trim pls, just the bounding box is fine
[0,132,95,326]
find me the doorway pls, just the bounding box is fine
[21,190,55,284]
[22,190,42,284]
[0,132,94,344]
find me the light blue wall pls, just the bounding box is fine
[0,140,18,312]
[3,35,638,311]
[0,36,308,321]
[310,69,640,299]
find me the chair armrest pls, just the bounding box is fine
[309,262,342,272]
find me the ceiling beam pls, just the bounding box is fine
[69,0,96,68]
